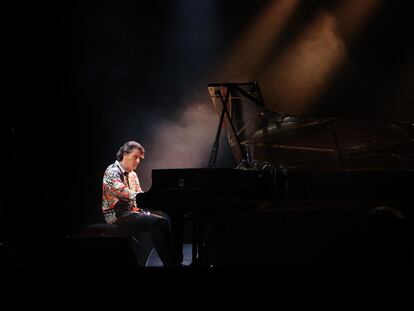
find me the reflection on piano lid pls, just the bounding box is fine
[207,81,414,171]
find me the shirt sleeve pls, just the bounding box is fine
[130,171,144,194]
[103,170,138,201]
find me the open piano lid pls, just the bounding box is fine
[208,82,414,171]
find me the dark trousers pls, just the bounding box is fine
[115,211,183,266]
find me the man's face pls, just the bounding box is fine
[122,148,144,172]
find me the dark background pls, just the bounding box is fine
[3,0,414,244]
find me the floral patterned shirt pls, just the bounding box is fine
[102,161,143,224]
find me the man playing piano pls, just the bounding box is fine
[102,140,183,267]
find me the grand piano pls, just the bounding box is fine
[138,82,414,267]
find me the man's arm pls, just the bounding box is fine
[103,170,138,201]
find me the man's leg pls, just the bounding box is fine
[151,210,185,265]
[116,213,174,266]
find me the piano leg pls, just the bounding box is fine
[191,209,201,266]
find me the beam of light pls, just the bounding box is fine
[136,1,221,190]
[171,0,219,49]
[218,0,299,82]
[259,0,382,115]
[260,11,347,115]
[141,0,299,188]
[139,100,218,191]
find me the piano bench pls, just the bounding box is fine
[82,223,125,237]
[80,223,154,267]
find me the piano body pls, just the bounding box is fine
[138,82,414,267]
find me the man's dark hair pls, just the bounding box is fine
[116,141,145,161]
